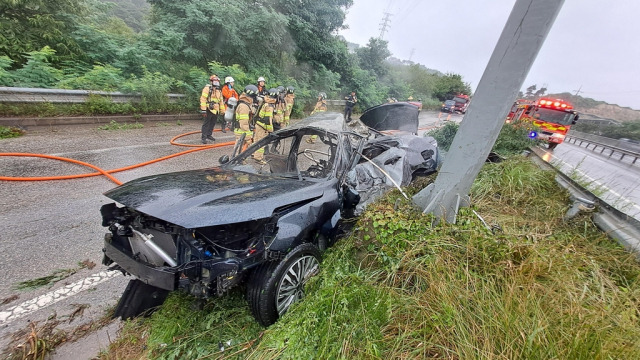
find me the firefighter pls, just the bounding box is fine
[272,86,286,131]
[344,90,357,123]
[200,75,225,144]
[256,76,268,96]
[252,88,277,163]
[311,92,327,115]
[283,86,295,128]
[222,76,239,104]
[234,85,258,153]
[307,92,327,143]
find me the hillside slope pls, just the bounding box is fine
[548,92,640,123]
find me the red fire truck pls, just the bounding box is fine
[506,98,579,150]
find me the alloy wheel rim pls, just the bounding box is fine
[276,255,319,315]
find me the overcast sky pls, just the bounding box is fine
[339,0,640,110]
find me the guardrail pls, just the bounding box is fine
[0,86,186,104]
[530,146,640,259]
[565,131,640,165]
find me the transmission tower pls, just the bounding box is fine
[379,12,392,40]
[408,48,415,62]
[573,85,583,96]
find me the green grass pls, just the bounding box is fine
[98,120,144,130]
[104,157,640,360]
[0,125,25,139]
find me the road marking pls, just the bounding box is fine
[0,270,122,325]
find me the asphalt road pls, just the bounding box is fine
[541,141,640,221]
[0,111,455,357]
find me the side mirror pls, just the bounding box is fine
[218,155,230,164]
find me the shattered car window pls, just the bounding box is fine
[228,129,338,179]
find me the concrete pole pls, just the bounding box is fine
[413,0,565,223]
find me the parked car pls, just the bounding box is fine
[441,99,456,113]
[100,102,439,326]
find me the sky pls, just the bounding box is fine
[339,0,640,110]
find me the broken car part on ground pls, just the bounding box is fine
[100,103,439,326]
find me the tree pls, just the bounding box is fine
[0,0,86,65]
[11,47,63,87]
[355,38,391,78]
[146,0,290,69]
[525,84,537,97]
[272,0,354,78]
[432,73,471,101]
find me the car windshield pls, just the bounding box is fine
[532,108,576,125]
[453,97,467,104]
[227,128,340,179]
[445,100,456,105]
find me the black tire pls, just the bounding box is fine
[246,243,321,326]
[548,142,558,150]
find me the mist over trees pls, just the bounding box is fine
[0,0,471,112]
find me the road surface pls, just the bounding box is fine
[538,140,640,221]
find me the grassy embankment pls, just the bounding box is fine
[103,142,640,359]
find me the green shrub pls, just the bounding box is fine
[428,122,540,155]
[0,125,25,139]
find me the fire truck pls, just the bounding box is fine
[506,98,579,150]
[452,94,470,113]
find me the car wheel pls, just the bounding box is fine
[548,142,558,150]
[246,243,321,326]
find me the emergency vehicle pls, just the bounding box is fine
[506,98,579,150]
[452,94,470,113]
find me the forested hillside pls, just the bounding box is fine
[0,0,471,115]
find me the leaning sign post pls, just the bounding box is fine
[413,0,566,222]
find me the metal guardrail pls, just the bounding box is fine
[0,86,185,104]
[529,147,640,258]
[565,132,640,165]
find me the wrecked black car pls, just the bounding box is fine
[100,102,439,326]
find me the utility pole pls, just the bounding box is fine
[379,12,392,40]
[574,85,583,96]
[413,0,566,223]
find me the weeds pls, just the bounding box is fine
[2,306,117,360]
[98,120,144,130]
[13,260,96,290]
[0,125,25,139]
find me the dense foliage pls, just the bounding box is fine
[0,0,471,115]
[428,121,538,155]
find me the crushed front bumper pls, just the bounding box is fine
[103,233,177,291]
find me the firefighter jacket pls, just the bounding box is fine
[273,100,286,127]
[256,98,276,132]
[284,93,295,122]
[311,99,327,115]
[234,94,254,137]
[222,84,239,104]
[200,85,225,114]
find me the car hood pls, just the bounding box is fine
[104,168,325,228]
[359,102,419,134]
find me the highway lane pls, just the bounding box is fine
[537,141,640,221]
